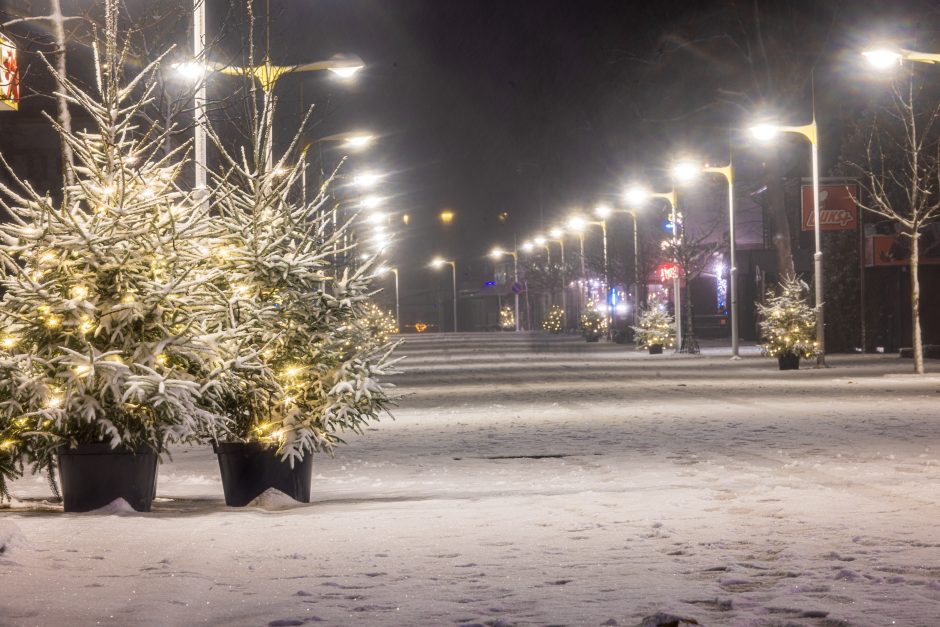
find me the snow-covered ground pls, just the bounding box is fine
[3,332,940,626]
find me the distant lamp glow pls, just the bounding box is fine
[624,186,649,206]
[750,123,779,141]
[863,49,903,69]
[353,172,383,188]
[615,303,629,316]
[343,134,375,149]
[430,257,446,268]
[402,213,411,225]
[172,61,207,80]
[533,235,546,246]
[594,205,612,219]
[439,209,455,225]
[549,228,562,239]
[521,241,534,252]
[326,53,364,79]
[366,212,386,225]
[361,195,383,209]
[567,216,587,232]
[490,248,506,259]
[672,160,701,183]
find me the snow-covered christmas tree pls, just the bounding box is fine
[757,276,818,360]
[579,301,607,341]
[631,294,676,351]
[0,9,236,499]
[203,79,397,465]
[499,305,515,330]
[542,305,564,333]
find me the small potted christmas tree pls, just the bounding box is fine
[542,305,565,333]
[499,305,515,331]
[632,295,676,354]
[757,277,818,370]
[579,302,607,342]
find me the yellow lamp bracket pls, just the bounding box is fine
[780,122,818,145]
[703,163,733,184]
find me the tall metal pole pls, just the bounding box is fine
[671,200,682,351]
[450,261,457,333]
[811,133,826,366]
[513,254,520,332]
[578,234,586,312]
[559,241,567,326]
[632,212,639,326]
[393,268,400,331]
[727,174,740,358]
[193,0,207,196]
[601,220,610,338]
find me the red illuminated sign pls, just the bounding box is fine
[801,184,858,231]
[1,33,18,111]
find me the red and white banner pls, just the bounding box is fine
[1,33,18,111]
[801,184,858,231]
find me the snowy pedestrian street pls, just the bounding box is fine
[3,333,940,627]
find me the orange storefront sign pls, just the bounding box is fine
[801,184,858,231]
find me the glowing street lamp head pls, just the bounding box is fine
[172,61,206,81]
[672,160,701,183]
[343,134,375,149]
[567,216,586,232]
[750,123,779,141]
[361,195,383,209]
[594,205,612,219]
[624,186,649,206]
[533,235,546,246]
[365,212,386,225]
[327,53,364,79]
[549,228,562,239]
[521,241,534,252]
[862,49,903,70]
[430,257,446,268]
[353,172,383,188]
[490,248,504,259]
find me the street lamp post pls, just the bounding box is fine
[431,258,457,333]
[378,266,400,330]
[626,187,681,350]
[193,0,207,196]
[184,6,364,177]
[491,248,520,332]
[672,160,740,359]
[547,228,568,324]
[751,121,825,367]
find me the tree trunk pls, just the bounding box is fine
[910,232,924,374]
[764,148,796,281]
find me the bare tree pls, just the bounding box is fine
[661,218,723,353]
[849,74,940,374]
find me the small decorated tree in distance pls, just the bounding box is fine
[0,9,234,510]
[757,277,818,370]
[631,294,675,354]
[499,305,515,331]
[579,301,607,342]
[542,305,564,333]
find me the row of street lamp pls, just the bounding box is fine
[448,44,935,358]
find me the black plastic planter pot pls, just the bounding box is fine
[57,443,158,513]
[778,353,800,370]
[648,344,663,355]
[215,442,313,507]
